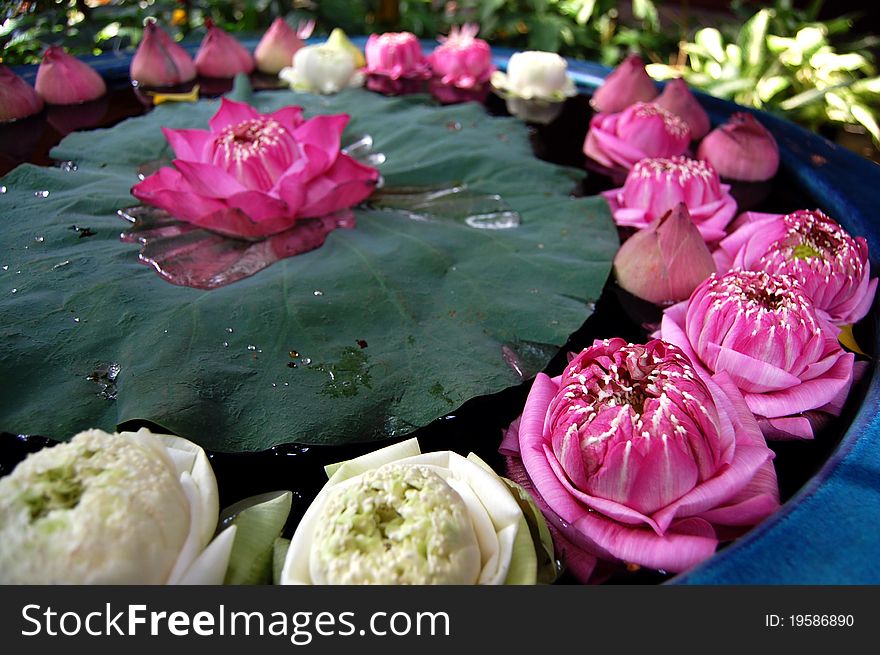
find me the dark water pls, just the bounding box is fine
[0,80,874,585]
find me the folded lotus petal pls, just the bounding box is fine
[652,443,772,533]
[744,351,853,418]
[133,168,228,221]
[299,155,378,217]
[704,342,802,393]
[208,98,261,133]
[571,511,719,573]
[293,114,349,172]
[172,159,247,198]
[226,190,290,221]
[585,124,653,169]
[700,461,780,526]
[757,416,815,440]
[624,436,701,515]
[544,443,661,531]
[268,105,305,130]
[163,127,214,162]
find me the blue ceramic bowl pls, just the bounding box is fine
[12,39,880,583]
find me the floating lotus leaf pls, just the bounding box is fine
[0,87,617,451]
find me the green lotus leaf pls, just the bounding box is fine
[0,87,616,451]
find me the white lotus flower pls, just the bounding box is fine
[490,50,576,102]
[279,43,364,95]
[281,439,548,585]
[0,428,235,584]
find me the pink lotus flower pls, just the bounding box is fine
[0,66,44,122]
[131,98,379,240]
[583,102,690,171]
[194,26,255,78]
[655,78,710,140]
[714,209,877,325]
[255,17,315,75]
[614,203,716,305]
[130,21,197,88]
[589,54,658,114]
[660,270,855,440]
[509,338,779,575]
[364,32,431,80]
[697,112,779,181]
[35,46,106,105]
[602,156,737,241]
[427,24,495,90]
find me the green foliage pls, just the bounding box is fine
[648,1,880,144]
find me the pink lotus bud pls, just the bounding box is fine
[697,112,779,181]
[255,18,306,75]
[583,102,690,171]
[602,156,737,241]
[614,203,716,305]
[512,337,779,574]
[130,21,197,87]
[364,32,430,80]
[654,78,710,140]
[194,26,255,78]
[714,209,877,325]
[589,54,658,114]
[35,46,106,105]
[660,270,855,440]
[428,24,495,89]
[0,66,44,122]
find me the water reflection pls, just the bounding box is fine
[118,206,355,290]
[368,184,522,230]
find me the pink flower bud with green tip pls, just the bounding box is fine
[655,78,710,140]
[194,25,254,78]
[614,203,717,305]
[603,156,737,242]
[364,32,431,80]
[583,102,690,171]
[514,337,779,574]
[715,209,877,326]
[660,270,855,440]
[130,21,196,88]
[428,24,495,90]
[35,46,106,105]
[589,54,658,114]
[0,66,43,122]
[255,17,314,75]
[131,98,379,240]
[697,112,779,181]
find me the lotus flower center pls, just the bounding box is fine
[218,118,285,162]
[712,271,815,322]
[634,156,715,184]
[309,463,482,585]
[633,104,689,139]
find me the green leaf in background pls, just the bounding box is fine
[0,88,617,452]
[739,8,771,73]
